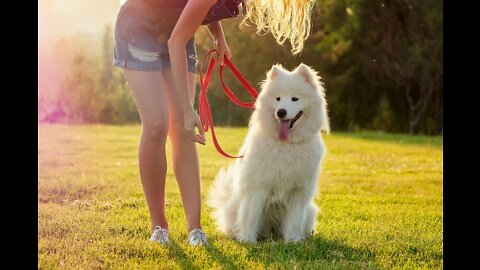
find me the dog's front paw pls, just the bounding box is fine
[236,234,257,243]
[283,233,306,243]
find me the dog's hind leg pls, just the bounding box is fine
[208,166,235,234]
[303,202,318,237]
[235,190,267,243]
[281,192,312,242]
[221,194,240,236]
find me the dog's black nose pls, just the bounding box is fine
[277,109,287,118]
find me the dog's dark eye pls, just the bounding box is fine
[276,97,281,101]
[292,97,299,102]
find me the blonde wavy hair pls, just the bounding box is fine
[242,0,316,54]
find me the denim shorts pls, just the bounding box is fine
[113,0,197,73]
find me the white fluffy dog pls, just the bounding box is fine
[207,63,330,243]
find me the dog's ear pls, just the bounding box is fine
[295,64,330,133]
[266,64,286,79]
[294,63,318,85]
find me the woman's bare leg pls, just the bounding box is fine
[123,69,170,230]
[163,69,202,232]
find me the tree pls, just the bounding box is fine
[58,52,100,123]
[56,25,139,124]
[305,0,442,134]
[362,0,443,134]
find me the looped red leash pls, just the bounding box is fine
[198,49,259,158]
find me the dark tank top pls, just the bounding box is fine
[124,0,189,22]
[125,0,239,25]
[142,0,189,8]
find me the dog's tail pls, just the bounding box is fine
[207,164,237,235]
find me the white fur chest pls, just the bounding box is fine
[236,132,325,198]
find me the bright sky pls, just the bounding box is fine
[38,0,124,93]
[38,0,121,43]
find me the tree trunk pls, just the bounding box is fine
[405,84,417,134]
[405,81,437,135]
[409,113,421,134]
[434,88,443,134]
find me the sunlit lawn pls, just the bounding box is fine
[38,124,443,269]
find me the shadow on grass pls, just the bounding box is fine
[166,235,378,269]
[333,131,443,148]
[167,241,200,270]
[240,235,380,269]
[204,242,242,270]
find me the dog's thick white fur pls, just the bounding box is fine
[208,63,330,243]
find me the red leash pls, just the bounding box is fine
[198,49,259,158]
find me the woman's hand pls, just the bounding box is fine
[214,37,232,66]
[183,107,206,145]
[206,21,231,66]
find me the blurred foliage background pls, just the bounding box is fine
[38,0,443,134]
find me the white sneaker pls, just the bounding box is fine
[188,228,208,246]
[149,226,169,244]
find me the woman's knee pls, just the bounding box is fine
[142,121,169,142]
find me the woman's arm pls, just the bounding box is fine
[167,0,217,144]
[206,21,232,66]
[207,21,225,40]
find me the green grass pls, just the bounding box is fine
[38,124,443,269]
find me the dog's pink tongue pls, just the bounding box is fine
[279,121,290,141]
